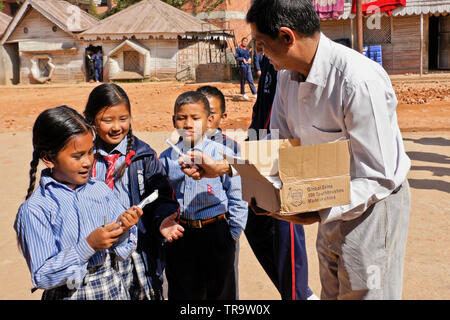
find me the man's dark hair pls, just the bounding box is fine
[174,91,210,116]
[196,86,226,114]
[246,0,320,39]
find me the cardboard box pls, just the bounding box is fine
[231,139,351,215]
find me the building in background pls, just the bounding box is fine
[319,0,450,73]
[79,0,232,82]
[0,0,98,85]
[180,0,251,60]
[0,0,232,84]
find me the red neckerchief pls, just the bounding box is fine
[91,150,136,188]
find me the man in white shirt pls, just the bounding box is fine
[181,0,411,300]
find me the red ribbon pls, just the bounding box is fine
[125,150,136,166]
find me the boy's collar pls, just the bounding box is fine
[207,128,222,139]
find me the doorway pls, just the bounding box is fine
[85,44,103,82]
[429,15,450,70]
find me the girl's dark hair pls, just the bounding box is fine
[246,0,320,39]
[26,105,92,200]
[196,86,226,114]
[83,83,134,181]
[174,91,210,116]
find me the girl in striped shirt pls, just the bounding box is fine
[14,106,143,300]
[83,84,183,300]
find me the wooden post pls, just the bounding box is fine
[356,0,363,53]
[420,13,423,76]
[350,18,355,49]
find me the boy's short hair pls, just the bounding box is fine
[196,86,226,115]
[174,91,210,116]
[246,0,320,39]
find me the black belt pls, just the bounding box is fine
[178,213,226,229]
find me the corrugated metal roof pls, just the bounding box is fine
[0,12,12,36]
[80,0,222,40]
[323,0,450,20]
[29,0,99,32]
[392,0,450,16]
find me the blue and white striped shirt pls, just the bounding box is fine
[93,138,131,209]
[14,170,137,290]
[159,137,248,240]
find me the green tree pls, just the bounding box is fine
[88,0,98,17]
[0,1,4,12]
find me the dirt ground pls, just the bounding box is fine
[0,75,449,300]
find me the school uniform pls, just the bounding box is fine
[14,170,137,300]
[92,136,179,300]
[235,45,257,95]
[94,53,103,82]
[160,137,248,300]
[208,128,241,299]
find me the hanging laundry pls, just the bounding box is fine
[351,0,406,16]
[312,0,345,19]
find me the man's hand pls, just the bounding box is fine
[269,211,321,225]
[249,198,271,216]
[250,198,320,225]
[179,150,231,180]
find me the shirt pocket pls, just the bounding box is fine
[311,125,346,144]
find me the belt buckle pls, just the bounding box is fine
[192,219,202,228]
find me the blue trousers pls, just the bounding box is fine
[94,67,103,82]
[244,209,312,300]
[240,65,257,95]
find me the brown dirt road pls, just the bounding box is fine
[0,76,449,300]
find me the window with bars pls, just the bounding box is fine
[38,58,50,77]
[123,51,140,73]
[363,15,392,45]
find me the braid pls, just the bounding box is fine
[113,127,134,180]
[25,150,40,200]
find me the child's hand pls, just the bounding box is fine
[86,222,123,251]
[117,206,143,232]
[160,213,184,242]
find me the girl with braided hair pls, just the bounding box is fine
[84,84,182,300]
[14,105,143,299]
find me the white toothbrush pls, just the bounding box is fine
[137,190,159,209]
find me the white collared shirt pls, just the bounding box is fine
[270,33,411,223]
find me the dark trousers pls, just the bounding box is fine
[94,67,103,82]
[240,65,257,95]
[165,218,236,300]
[244,209,312,300]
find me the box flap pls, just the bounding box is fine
[279,140,350,182]
[240,139,300,176]
[231,161,282,213]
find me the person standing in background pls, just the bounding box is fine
[235,37,257,100]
